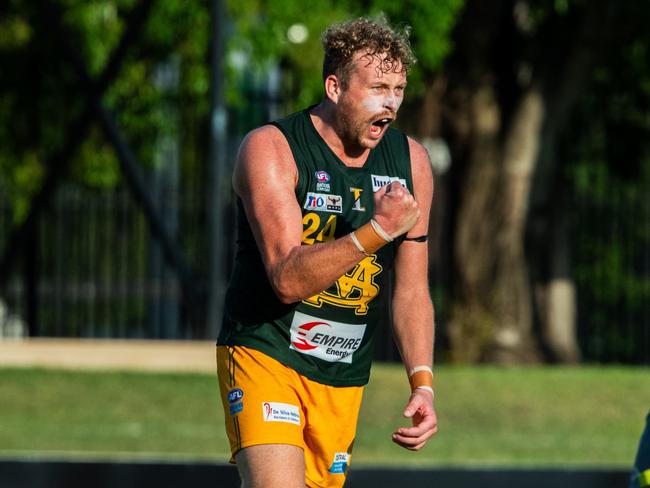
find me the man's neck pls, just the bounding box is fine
[310,102,369,168]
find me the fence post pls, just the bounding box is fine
[206,0,228,340]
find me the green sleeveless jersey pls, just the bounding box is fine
[218,107,413,386]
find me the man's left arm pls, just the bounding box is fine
[391,137,437,451]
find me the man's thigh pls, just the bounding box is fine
[236,444,305,488]
[217,345,307,456]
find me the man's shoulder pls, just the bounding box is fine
[241,124,286,150]
[406,136,429,162]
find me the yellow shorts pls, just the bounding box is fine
[216,345,364,488]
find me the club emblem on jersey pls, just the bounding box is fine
[349,187,365,212]
[303,255,383,315]
[315,170,331,191]
[289,312,366,364]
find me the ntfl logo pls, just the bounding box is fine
[227,388,243,404]
[315,171,330,183]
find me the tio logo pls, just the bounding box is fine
[307,195,325,207]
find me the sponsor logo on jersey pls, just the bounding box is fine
[303,255,383,315]
[328,452,350,474]
[371,174,407,192]
[304,192,342,213]
[349,187,365,212]
[227,388,244,415]
[261,402,301,425]
[289,311,366,364]
[315,171,331,191]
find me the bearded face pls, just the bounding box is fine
[334,52,407,151]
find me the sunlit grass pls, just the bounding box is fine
[0,365,647,467]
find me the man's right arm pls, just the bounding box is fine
[233,125,418,304]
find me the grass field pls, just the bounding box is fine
[0,364,648,467]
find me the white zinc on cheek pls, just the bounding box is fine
[361,92,403,114]
[362,95,384,114]
[387,91,403,111]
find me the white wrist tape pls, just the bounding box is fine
[350,232,367,255]
[408,365,433,377]
[415,385,434,393]
[370,219,393,242]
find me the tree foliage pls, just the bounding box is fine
[0,0,463,221]
[225,0,463,110]
[0,0,211,221]
[0,0,647,362]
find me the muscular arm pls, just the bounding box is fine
[233,125,417,304]
[391,137,437,450]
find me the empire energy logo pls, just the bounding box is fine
[289,312,366,364]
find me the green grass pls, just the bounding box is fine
[358,365,649,467]
[0,364,648,467]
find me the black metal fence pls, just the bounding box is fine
[0,67,648,363]
[0,162,648,364]
[572,171,650,364]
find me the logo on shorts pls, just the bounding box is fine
[370,174,407,192]
[304,192,342,213]
[261,402,301,425]
[289,311,366,364]
[328,452,350,474]
[315,171,331,192]
[228,388,244,415]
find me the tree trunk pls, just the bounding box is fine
[419,0,624,363]
[533,191,580,363]
[448,85,544,363]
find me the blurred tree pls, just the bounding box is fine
[0,0,211,221]
[224,0,463,110]
[1,0,647,361]
[561,10,650,363]
[432,0,649,363]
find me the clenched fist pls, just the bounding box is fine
[372,181,420,239]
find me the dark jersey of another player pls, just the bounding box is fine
[218,107,413,387]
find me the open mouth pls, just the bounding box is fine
[369,117,394,137]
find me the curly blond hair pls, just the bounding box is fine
[322,16,416,87]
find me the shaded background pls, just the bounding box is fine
[0,0,648,366]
